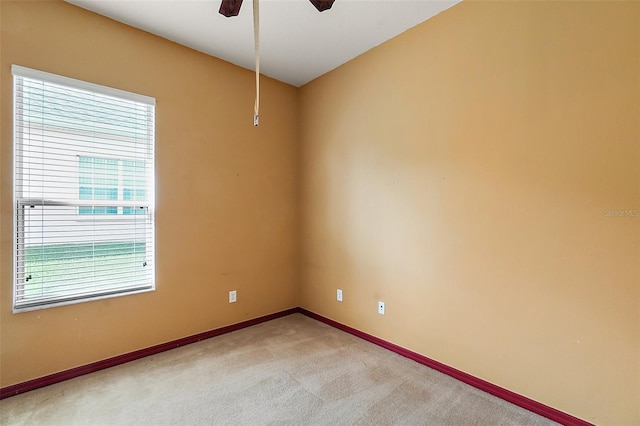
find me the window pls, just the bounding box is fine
[77,157,146,215]
[78,157,119,215]
[12,65,156,312]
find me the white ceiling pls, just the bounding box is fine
[65,0,460,87]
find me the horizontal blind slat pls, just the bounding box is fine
[13,65,155,105]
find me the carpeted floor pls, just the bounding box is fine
[0,314,558,425]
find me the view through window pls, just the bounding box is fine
[13,65,156,312]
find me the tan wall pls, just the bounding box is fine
[0,1,300,387]
[299,2,639,425]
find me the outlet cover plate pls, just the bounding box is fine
[337,289,343,302]
[229,290,237,303]
[378,301,385,315]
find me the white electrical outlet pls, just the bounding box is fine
[378,301,385,315]
[229,290,237,303]
[337,289,343,302]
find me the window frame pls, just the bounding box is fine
[12,65,156,313]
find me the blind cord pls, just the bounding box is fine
[253,0,260,127]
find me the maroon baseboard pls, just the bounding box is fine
[0,307,299,400]
[1,306,592,426]
[298,308,591,426]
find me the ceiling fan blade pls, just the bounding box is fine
[219,0,243,17]
[309,0,335,12]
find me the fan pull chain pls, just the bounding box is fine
[253,0,260,127]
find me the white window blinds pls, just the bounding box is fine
[12,65,156,312]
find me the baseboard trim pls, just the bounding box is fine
[0,306,593,426]
[0,307,299,400]
[298,308,592,426]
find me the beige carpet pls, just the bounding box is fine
[1,314,558,425]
